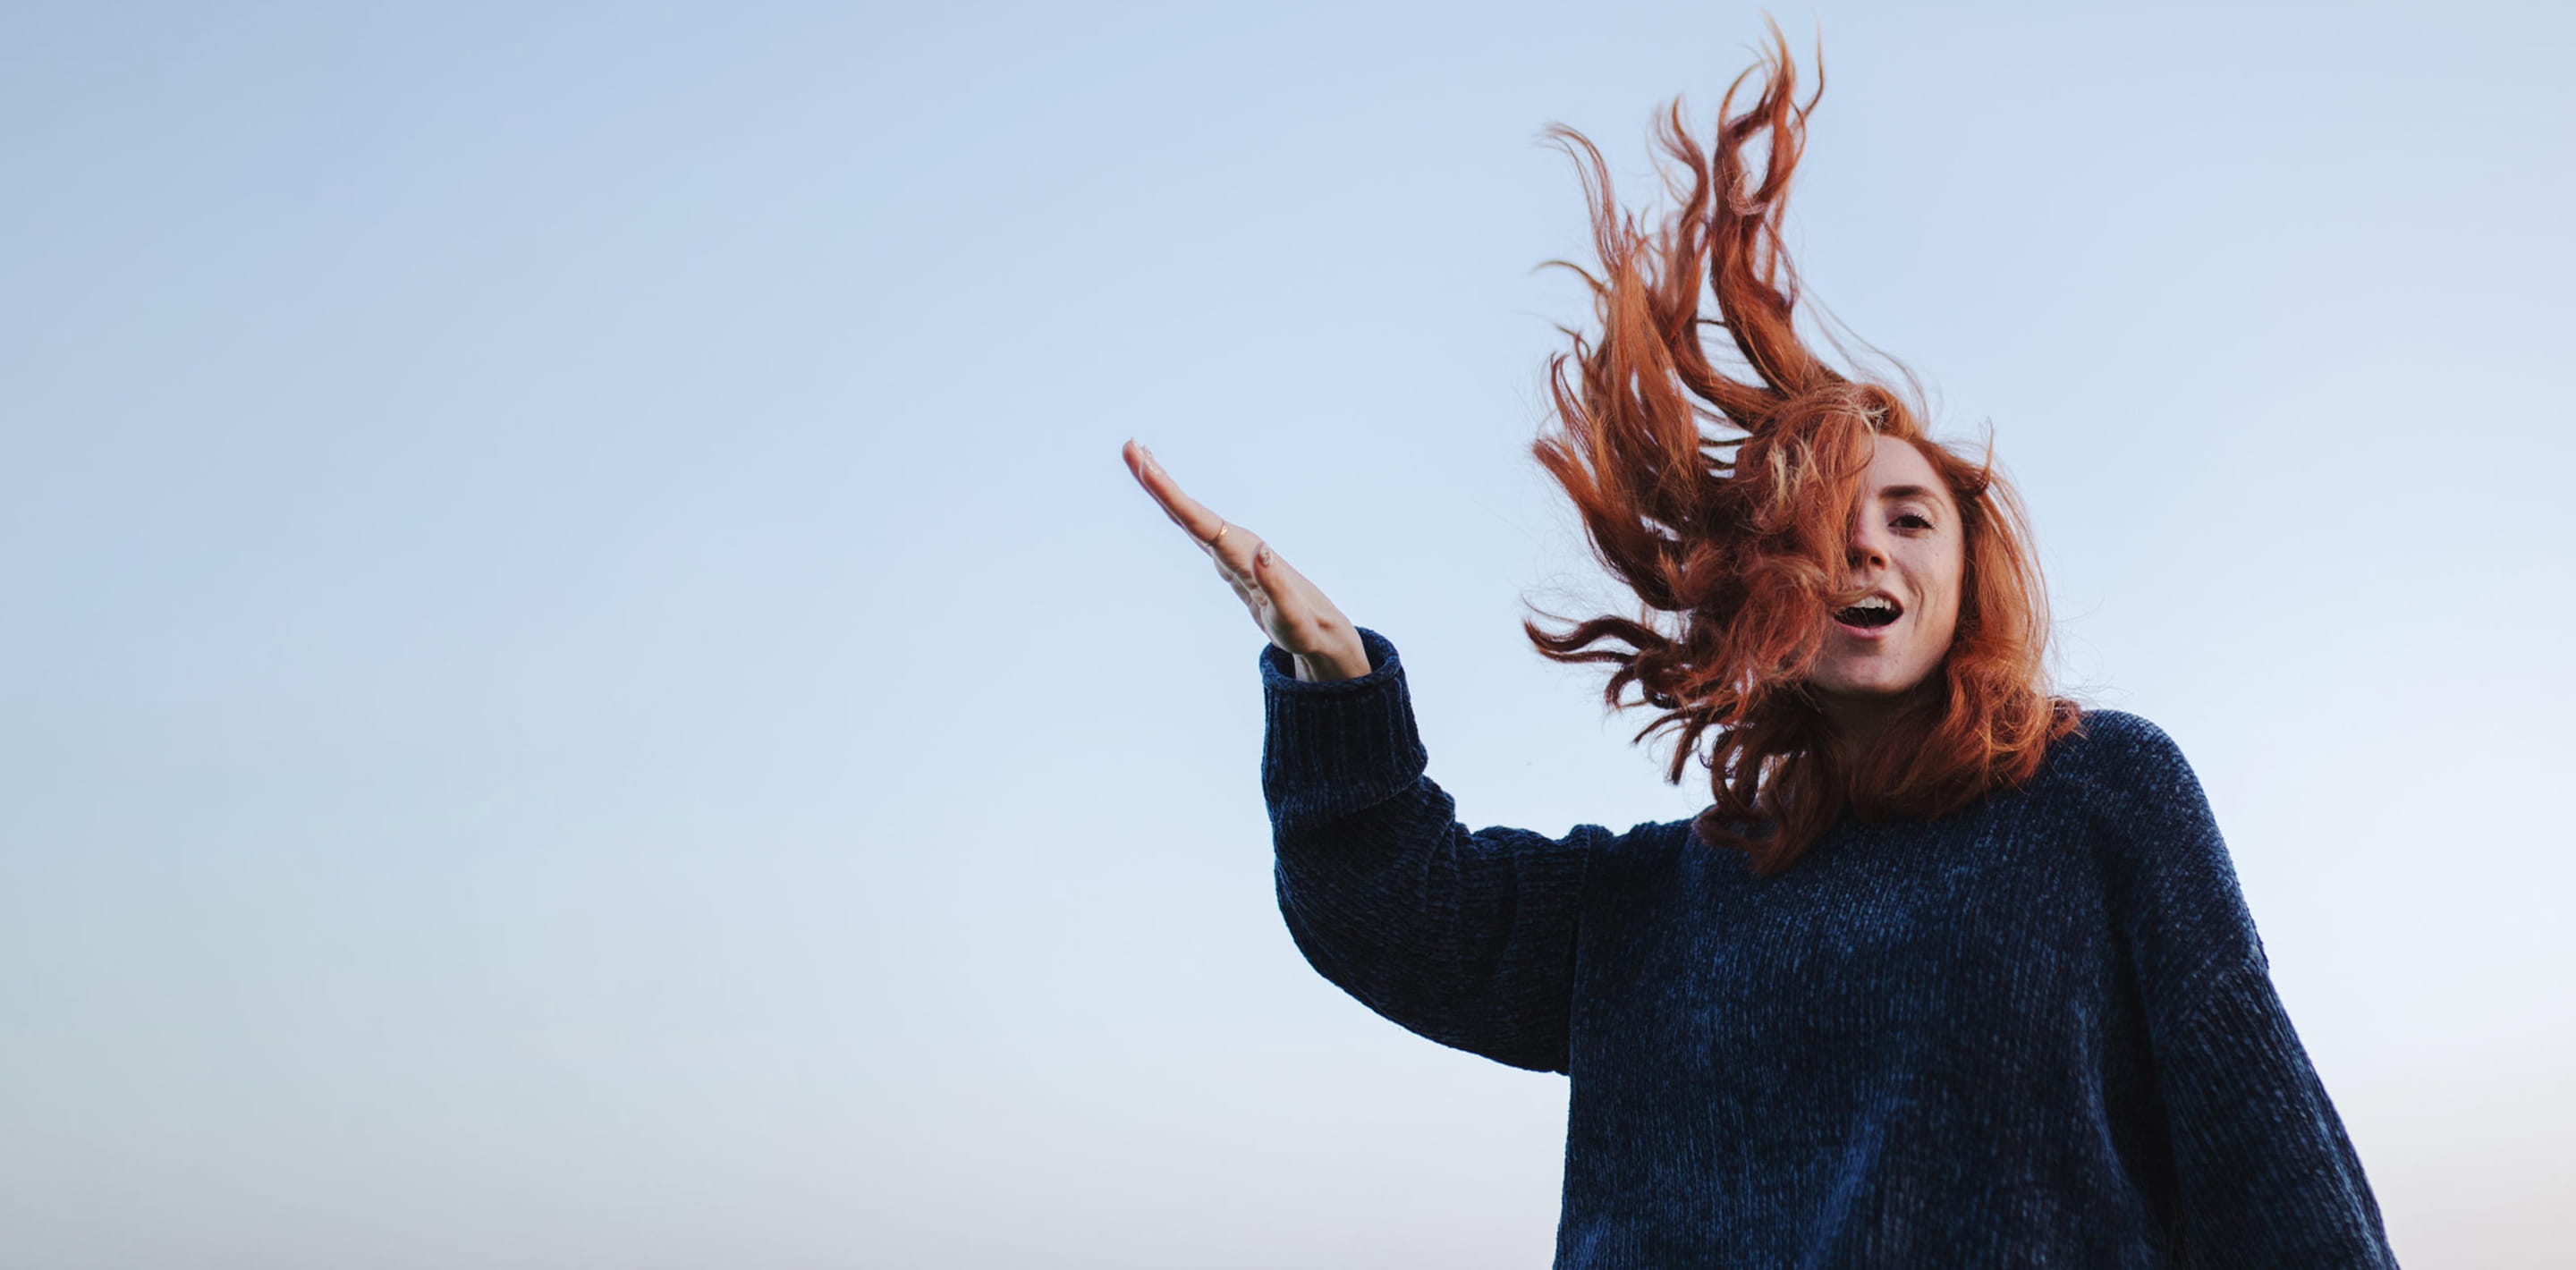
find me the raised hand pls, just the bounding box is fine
[1123,438,1372,683]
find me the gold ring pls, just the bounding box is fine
[1211,523,1230,547]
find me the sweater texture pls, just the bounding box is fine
[1263,627,2395,1268]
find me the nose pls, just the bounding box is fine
[1847,511,1890,572]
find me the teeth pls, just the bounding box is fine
[1854,597,1894,611]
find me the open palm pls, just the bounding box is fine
[1122,439,1371,683]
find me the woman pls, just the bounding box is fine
[1121,27,2395,1268]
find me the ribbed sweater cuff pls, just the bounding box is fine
[1258,627,1428,828]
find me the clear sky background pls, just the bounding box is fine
[5,1,2571,1266]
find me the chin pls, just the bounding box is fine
[1812,666,1940,702]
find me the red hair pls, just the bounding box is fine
[1526,21,2078,875]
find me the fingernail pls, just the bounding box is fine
[1257,546,1272,566]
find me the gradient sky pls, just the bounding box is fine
[5,2,2572,1266]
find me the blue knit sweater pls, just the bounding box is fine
[1263,628,2395,1268]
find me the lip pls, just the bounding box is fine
[1831,612,1901,640]
[1831,590,1904,640]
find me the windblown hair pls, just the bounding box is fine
[1527,21,2078,876]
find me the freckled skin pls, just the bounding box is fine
[1809,436,1965,745]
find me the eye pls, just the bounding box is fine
[1893,512,1935,531]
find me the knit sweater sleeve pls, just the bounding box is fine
[1259,627,1595,1074]
[2091,713,2398,1267]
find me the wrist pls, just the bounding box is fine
[1292,631,1372,682]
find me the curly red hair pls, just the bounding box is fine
[1527,21,2078,875]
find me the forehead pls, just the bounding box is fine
[1864,435,1954,508]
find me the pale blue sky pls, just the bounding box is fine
[5,2,2571,1266]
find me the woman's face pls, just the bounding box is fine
[1810,435,1965,709]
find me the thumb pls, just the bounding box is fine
[1250,542,1295,611]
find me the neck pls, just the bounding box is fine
[1814,692,1898,755]
[1812,681,1939,758]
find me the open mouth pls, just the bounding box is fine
[1834,596,1902,630]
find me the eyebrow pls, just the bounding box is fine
[1875,484,1942,503]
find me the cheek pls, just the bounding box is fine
[1922,545,1966,639]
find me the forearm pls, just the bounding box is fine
[1259,628,1592,1071]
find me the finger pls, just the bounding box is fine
[1208,521,1267,585]
[1255,546,1346,636]
[1248,544,1301,620]
[1123,444,1275,582]
[1209,551,1275,639]
[1122,439,1200,526]
[1123,440,1227,545]
[1216,554,1262,607]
